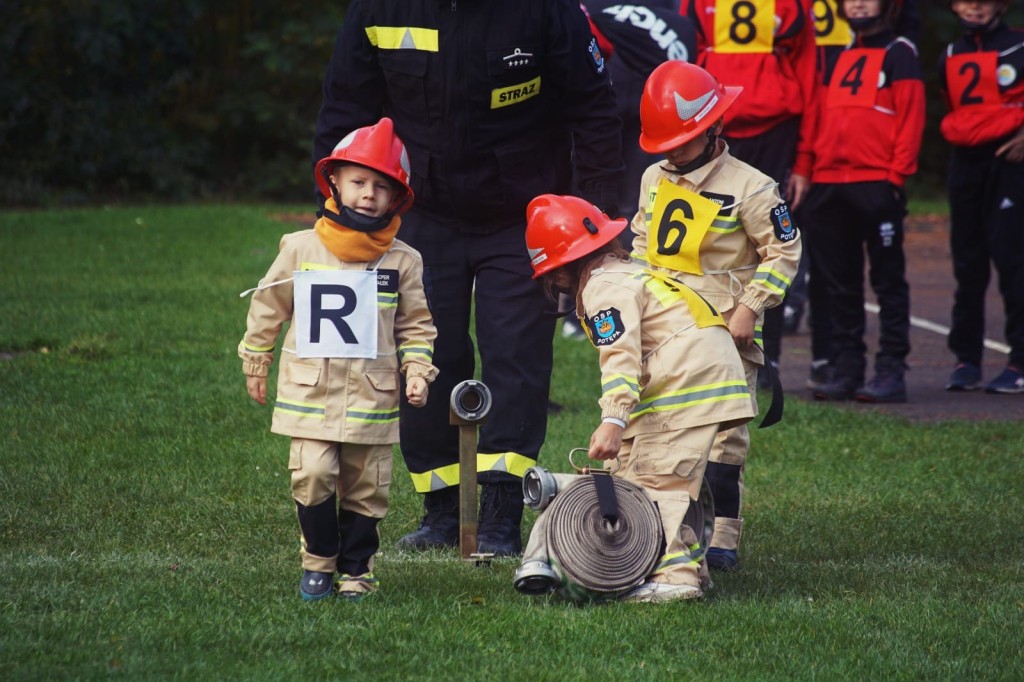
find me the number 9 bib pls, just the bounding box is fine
[646,179,720,275]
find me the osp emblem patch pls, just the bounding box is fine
[771,203,798,242]
[587,307,624,346]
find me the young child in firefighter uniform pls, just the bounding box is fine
[239,118,438,601]
[520,194,755,602]
[939,0,1024,394]
[630,61,802,571]
[791,0,925,403]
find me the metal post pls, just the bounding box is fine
[449,380,493,563]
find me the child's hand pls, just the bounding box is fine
[406,376,428,407]
[246,376,268,405]
[588,421,623,461]
[996,126,1024,164]
[786,172,810,210]
[729,304,757,350]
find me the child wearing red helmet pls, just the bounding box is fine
[631,60,802,572]
[939,0,1024,393]
[518,194,755,602]
[238,117,437,601]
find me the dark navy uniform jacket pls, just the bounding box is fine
[314,0,624,232]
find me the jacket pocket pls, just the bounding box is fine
[633,439,703,480]
[284,360,322,387]
[366,370,398,392]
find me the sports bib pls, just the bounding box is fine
[946,52,1001,110]
[646,179,720,275]
[294,270,379,359]
[827,48,885,108]
[642,270,727,329]
[713,0,774,54]
[812,0,851,47]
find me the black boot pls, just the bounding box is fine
[397,487,459,550]
[478,482,524,557]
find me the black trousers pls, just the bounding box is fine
[726,117,802,364]
[947,144,1024,368]
[397,210,556,489]
[802,181,910,381]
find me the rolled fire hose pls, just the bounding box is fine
[545,475,663,598]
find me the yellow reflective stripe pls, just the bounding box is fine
[398,342,433,364]
[242,340,275,353]
[632,380,750,417]
[753,265,792,295]
[477,452,536,478]
[654,543,703,572]
[409,462,460,493]
[300,261,337,271]
[274,398,326,419]
[378,291,398,307]
[708,215,740,233]
[346,408,399,424]
[365,26,439,52]
[602,373,640,399]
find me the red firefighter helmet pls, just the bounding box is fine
[525,194,627,279]
[314,117,414,214]
[639,61,742,153]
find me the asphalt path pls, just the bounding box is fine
[775,214,1022,422]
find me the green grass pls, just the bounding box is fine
[1,205,1022,680]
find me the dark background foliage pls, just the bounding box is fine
[0,0,1020,207]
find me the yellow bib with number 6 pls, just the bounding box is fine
[646,179,721,275]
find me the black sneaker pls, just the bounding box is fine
[813,375,860,401]
[984,365,1024,394]
[299,570,334,601]
[806,360,832,391]
[397,488,459,550]
[856,372,907,403]
[945,362,981,391]
[705,548,738,571]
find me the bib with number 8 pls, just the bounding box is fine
[646,179,721,275]
[713,0,775,54]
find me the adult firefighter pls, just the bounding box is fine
[520,194,755,602]
[313,1,624,556]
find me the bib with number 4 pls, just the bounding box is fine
[713,0,775,54]
[646,179,721,275]
[828,48,885,109]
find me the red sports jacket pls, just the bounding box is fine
[939,22,1024,148]
[685,0,818,150]
[794,30,925,187]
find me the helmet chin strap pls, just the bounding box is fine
[663,128,718,175]
[322,167,396,233]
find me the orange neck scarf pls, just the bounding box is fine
[314,198,400,262]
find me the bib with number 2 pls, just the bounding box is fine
[646,179,720,275]
[946,52,1000,110]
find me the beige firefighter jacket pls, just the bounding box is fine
[630,143,802,364]
[239,229,437,445]
[578,254,755,437]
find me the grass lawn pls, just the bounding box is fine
[1,205,1021,680]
